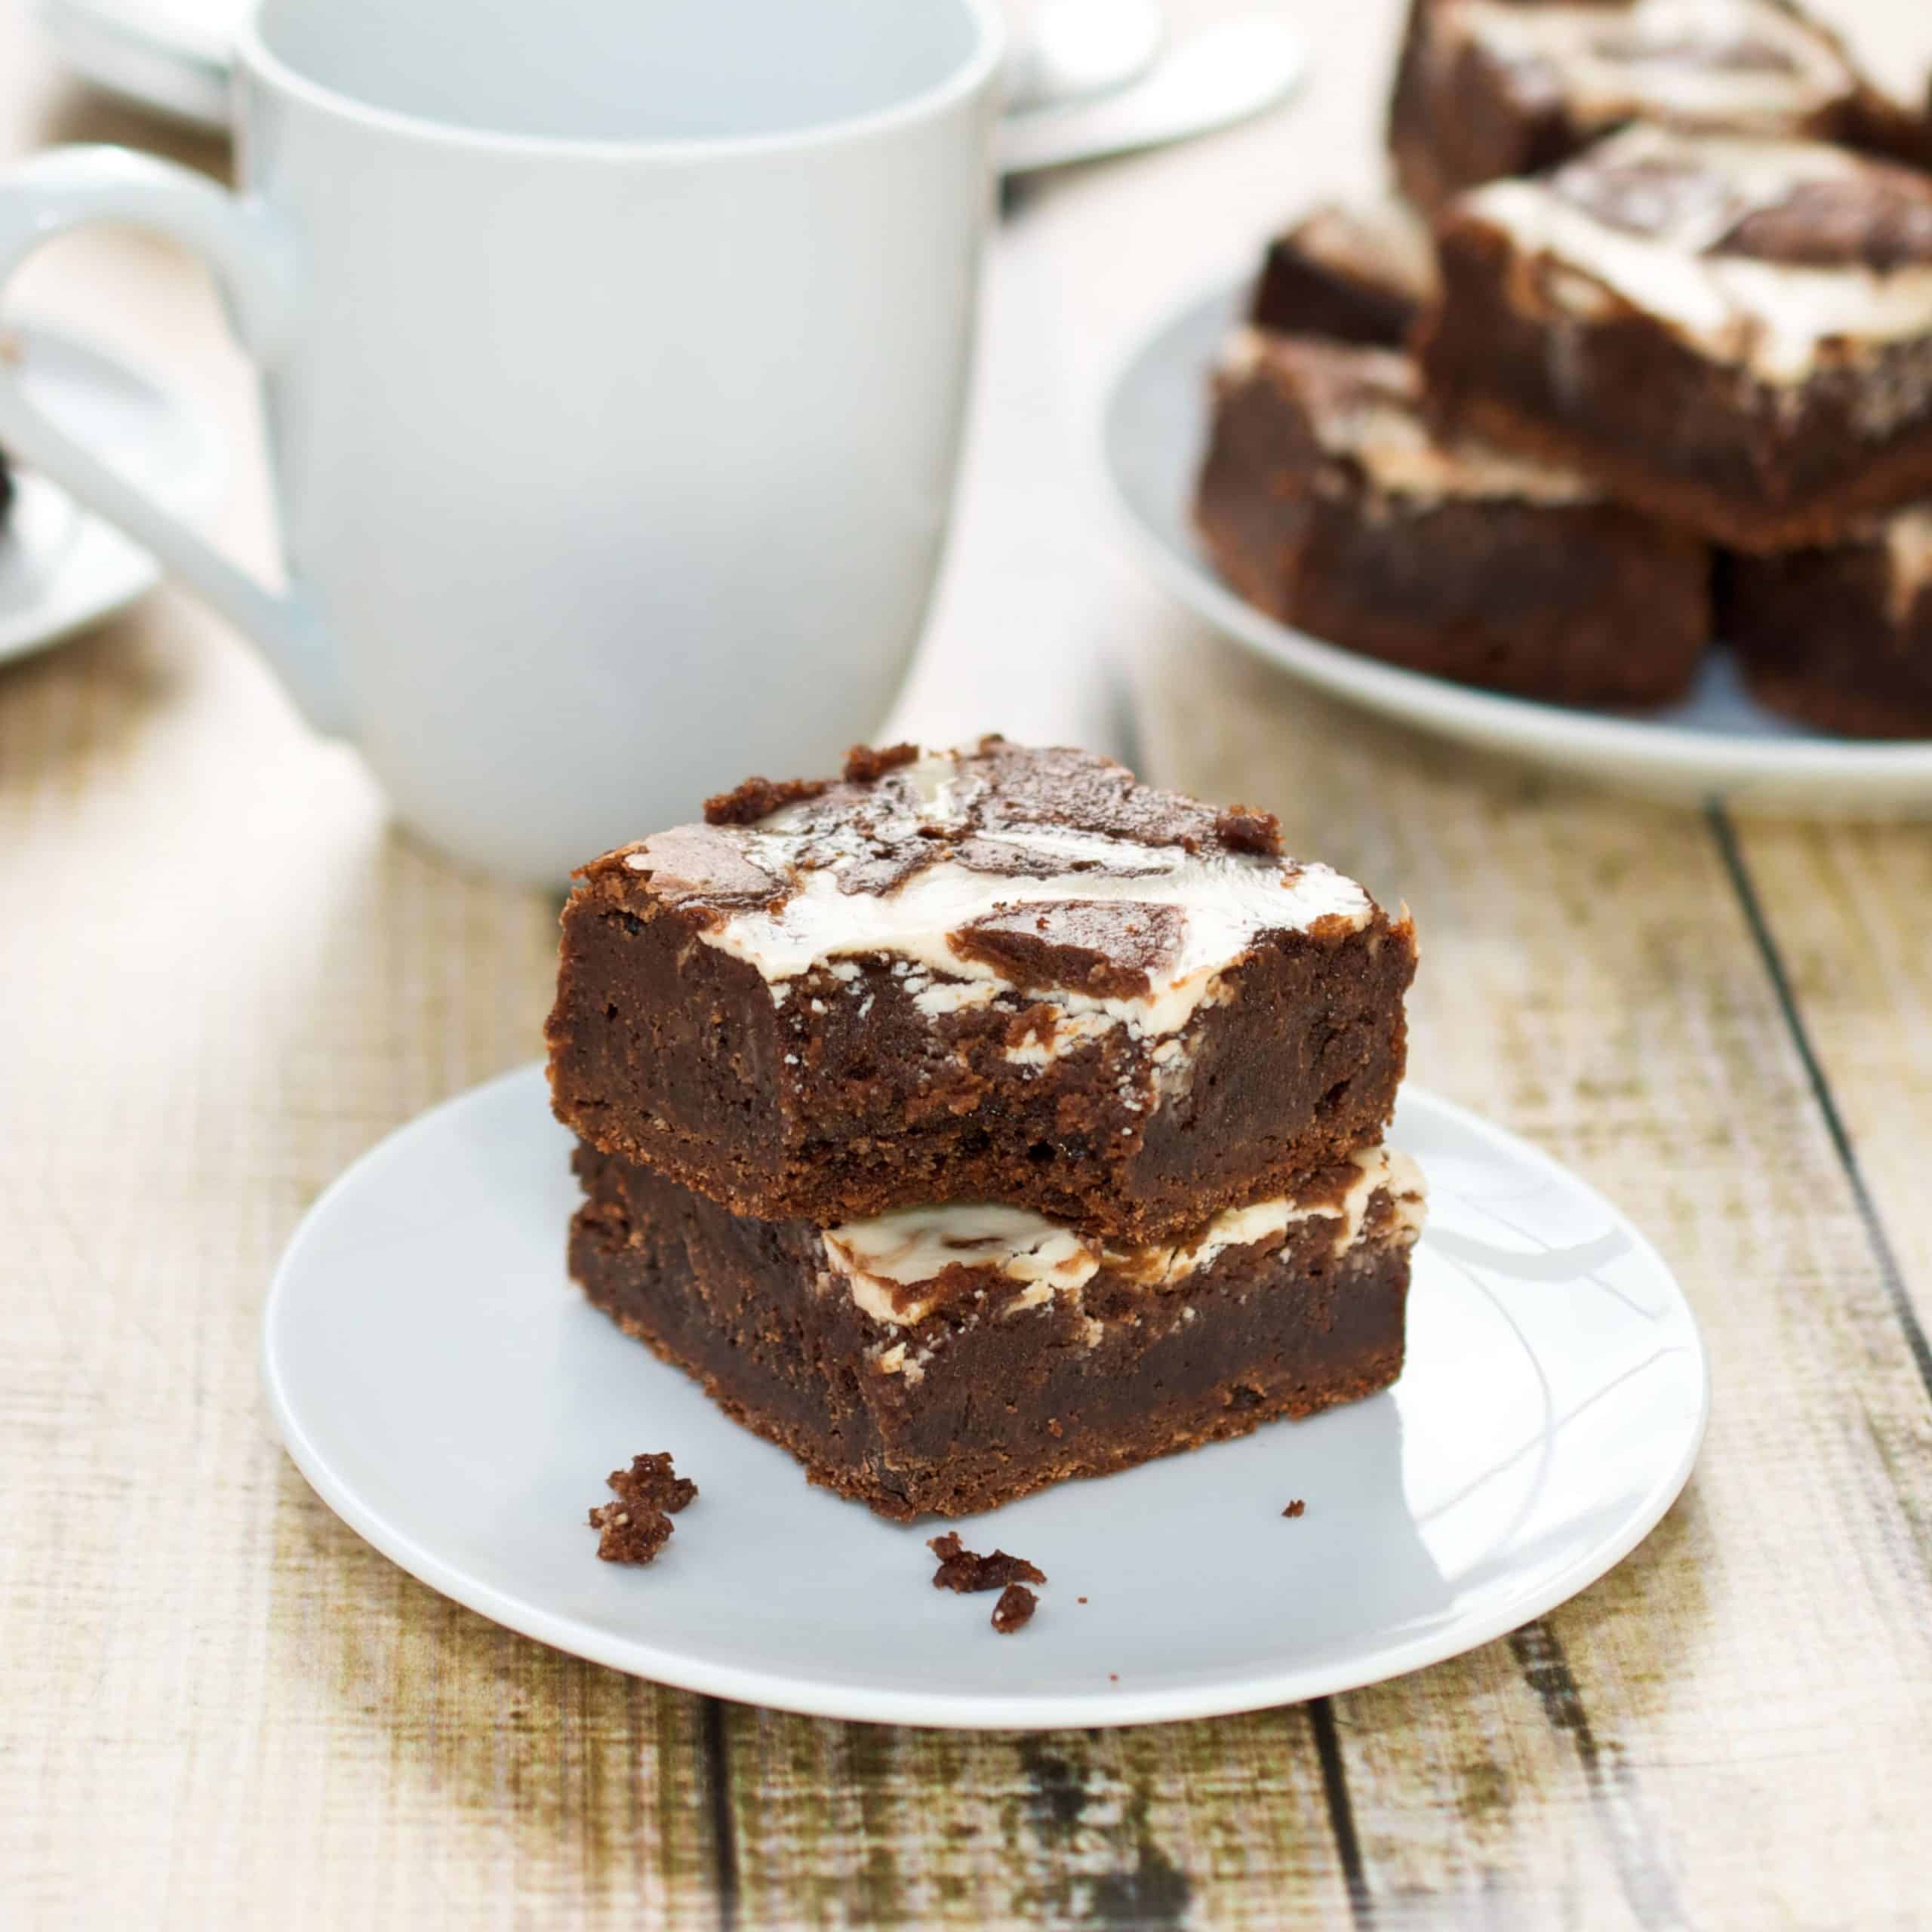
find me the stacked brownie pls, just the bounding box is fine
[1387,0,1915,211]
[547,739,1425,1521]
[1196,0,1932,736]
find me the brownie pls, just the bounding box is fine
[1388,0,1890,211]
[547,740,1415,1245]
[1251,199,1439,346]
[1195,329,1711,704]
[568,1138,1425,1521]
[1719,503,1932,734]
[1418,126,1932,551]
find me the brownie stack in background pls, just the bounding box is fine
[1197,0,1932,737]
[546,740,1426,1521]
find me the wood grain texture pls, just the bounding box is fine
[5,0,1932,1924]
[1134,641,1932,1930]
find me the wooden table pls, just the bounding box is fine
[8,3,1932,1924]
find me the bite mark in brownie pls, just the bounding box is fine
[568,1139,1425,1520]
[1418,126,1932,549]
[1251,199,1439,346]
[992,1585,1038,1634]
[589,1452,697,1564]
[547,740,1415,1243]
[1387,0,1888,211]
[928,1532,1047,1592]
[1195,330,1710,704]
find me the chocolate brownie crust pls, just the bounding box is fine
[548,740,1415,1243]
[568,1144,1418,1521]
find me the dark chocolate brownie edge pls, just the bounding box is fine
[552,880,1414,1244]
[1194,366,1710,706]
[1418,221,1932,552]
[570,1149,1413,1521]
[1251,243,1418,349]
[1386,2,1580,211]
[1721,542,1932,737]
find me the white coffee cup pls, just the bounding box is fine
[0,0,1004,885]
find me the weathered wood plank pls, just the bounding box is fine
[1134,630,1932,1928]
[720,1705,1348,1930]
[1724,816,1932,1358]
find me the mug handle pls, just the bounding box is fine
[0,145,346,732]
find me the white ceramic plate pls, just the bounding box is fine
[1103,278,1932,817]
[261,1064,1706,1730]
[0,318,225,665]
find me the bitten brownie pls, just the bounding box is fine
[1388,0,1890,211]
[1719,504,1932,735]
[1195,329,1710,705]
[1251,199,1438,347]
[567,1138,1425,1521]
[1417,127,1932,552]
[547,740,1415,1244]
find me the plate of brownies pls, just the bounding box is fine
[1105,0,1932,813]
[264,743,1707,1727]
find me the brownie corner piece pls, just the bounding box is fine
[1417,125,1932,551]
[1251,198,1438,347]
[546,740,1414,1241]
[1720,505,1932,735]
[1195,328,1709,705]
[1388,0,1878,211]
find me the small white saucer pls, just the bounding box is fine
[34,0,235,131]
[1103,278,1932,817]
[0,318,225,666]
[262,1065,1706,1730]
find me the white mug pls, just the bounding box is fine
[0,0,1004,885]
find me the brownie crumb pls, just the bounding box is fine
[992,1583,1037,1634]
[703,774,828,826]
[1109,1672,1120,1683]
[588,1453,697,1564]
[1214,802,1283,857]
[1077,1596,1088,1604]
[929,1531,1047,1592]
[1281,1499,1306,1518]
[842,741,921,783]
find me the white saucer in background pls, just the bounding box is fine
[1104,278,1932,818]
[34,0,235,131]
[0,318,225,667]
[262,1064,1706,1730]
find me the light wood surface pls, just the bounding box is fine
[7,3,1932,1927]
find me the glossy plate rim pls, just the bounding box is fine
[261,1063,1708,1731]
[1100,275,1932,813]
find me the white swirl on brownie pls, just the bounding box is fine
[1464,129,1932,389]
[1452,0,1857,134]
[1884,504,1932,622]
[825,1146,1426,1331]
[623,745,1374,1038]
[1220,330,1600,507]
